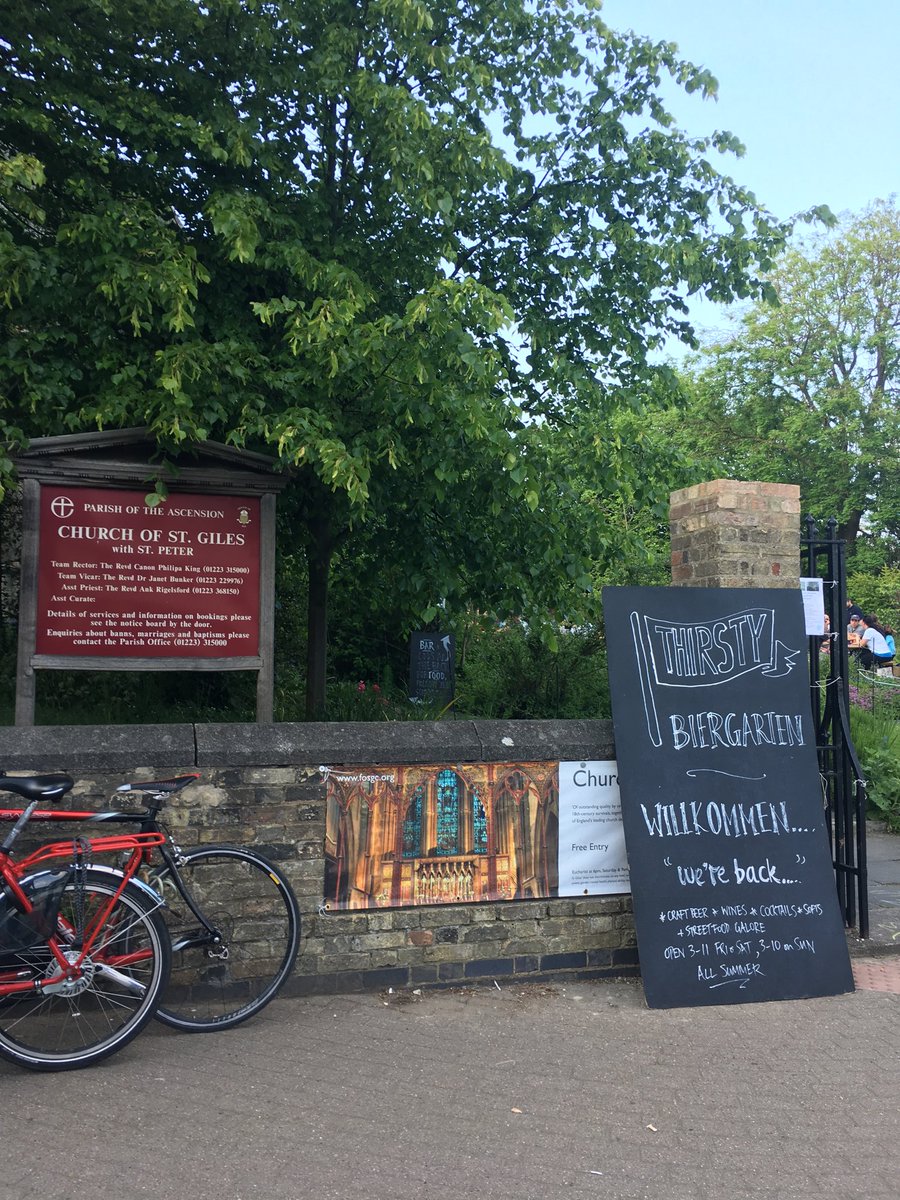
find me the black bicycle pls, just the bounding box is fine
[2,772,301,1035]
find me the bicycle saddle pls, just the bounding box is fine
[0,773,75,802]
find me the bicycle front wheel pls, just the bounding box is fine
[152,845,301,1031]
[0,870,170,1072]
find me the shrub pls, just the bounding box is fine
[846,566,900,631]
[848,701,900,828]
[455,622,610,719]
[862,749,900,832]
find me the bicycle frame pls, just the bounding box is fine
[2,784,159,990]
[1,840,167,1000]
[0,774,219,966]
[3,773,301,1047]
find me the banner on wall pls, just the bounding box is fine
[321,760,629,910]
[557,760,630,896]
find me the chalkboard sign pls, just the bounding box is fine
[409,632,455,703]
[603,585,854,1009]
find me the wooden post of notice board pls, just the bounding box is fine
[13,429,288,726]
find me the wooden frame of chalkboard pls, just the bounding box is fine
[602,585,854,1009]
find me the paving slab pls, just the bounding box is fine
[1,978,898,1200]
[850,821,900,952]
[1,821,897,1200]
[853,956,900,993]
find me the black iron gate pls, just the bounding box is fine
[802,517,868,937]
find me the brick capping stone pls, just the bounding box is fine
[669,479,801,589]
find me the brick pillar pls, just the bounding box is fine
[669,480,801,589]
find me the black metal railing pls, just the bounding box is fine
[802,516,868,937]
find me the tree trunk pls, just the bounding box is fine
[305,518,334,719]
[838,511,864,552]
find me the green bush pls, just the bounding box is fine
[846,566,900,630]
[319,678,448,722]
[861,748,900,832]
[848,700,900,828]
[455,622,610,719]
[1,605,615,725]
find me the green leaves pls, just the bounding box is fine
[0,0,811,709]
[0,154,46,228]
[206,193,265,264]
[59,200,210,334]
[679,200,900,561]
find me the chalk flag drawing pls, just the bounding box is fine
[629,607,801,747]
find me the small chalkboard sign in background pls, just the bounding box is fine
[602,585,854,1009]
[409,632,455,704]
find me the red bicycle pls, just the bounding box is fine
[0,772,171,1071]
[1,770,300,1071]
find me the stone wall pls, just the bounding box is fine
[0,719,638,995]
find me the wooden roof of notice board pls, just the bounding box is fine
[12,428,290,495]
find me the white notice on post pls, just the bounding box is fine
[558,760,630,896]
[799,577,826,636]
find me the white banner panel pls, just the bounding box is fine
[558,760,630,896]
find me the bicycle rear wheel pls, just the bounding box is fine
[0,869,170,1072]
[152,845,300,1031]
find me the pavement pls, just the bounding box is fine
[858,819,900,950]
[2,825,899,1200]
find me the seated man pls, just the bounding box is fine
[856,614,895,670]
[846,599,864,622]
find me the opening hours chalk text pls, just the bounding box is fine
[35,486,261,658]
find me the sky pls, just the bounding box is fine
[597,0,900,346]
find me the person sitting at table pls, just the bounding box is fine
[820,612,832,653]
[856,614,895,670]
[848,614,864,642]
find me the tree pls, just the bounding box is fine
[2,0,801,714]
[677,201,900,562]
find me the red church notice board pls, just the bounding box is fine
[35,486,260,658]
